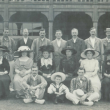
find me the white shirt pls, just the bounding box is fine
[0,56,3,64]
[56,39,61,47]
[31,75,38,81]
[90,37,96,48]
[106,37,110,42]
[23,37,28,44]
[41,38,44,41]
[73,37,77,43]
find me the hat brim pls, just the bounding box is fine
[51,72,66,82]
[75,89,84,97]
[81,49,100,59]
[15,50,33,53]
[61,49,77,55]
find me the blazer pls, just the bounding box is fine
[85,37,104,61]
[66,37,86,61]
[31,37,51,62]
[17,38,33,50]
[102,38,110,60]
[52,39,67,56]
[70,76,93,94]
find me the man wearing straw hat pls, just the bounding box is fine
[66,68,99,106]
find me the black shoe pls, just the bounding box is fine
[85,99,89,102]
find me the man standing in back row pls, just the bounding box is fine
[31,28,51,63]
[66,28,86,62]
[52,30,67,72]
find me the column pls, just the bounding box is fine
[49,21,53,41]
[48,0,53,40]
[4,0,9,28]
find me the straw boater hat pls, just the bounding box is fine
[51,72,66,82]
[75,89,84,97]
[61,46,77,55]
[15,46,33,54]
[39,45,54,53]
[105,28,110,32]
[81,48,100,59]
[0,45,9,52]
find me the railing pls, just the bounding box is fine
[2,0,110,4]
[9,0,50,2]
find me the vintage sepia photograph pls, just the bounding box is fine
[0,0,110,110]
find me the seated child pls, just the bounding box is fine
[66,68,100,106]
[47,72,69,104]
[22,66,47,104]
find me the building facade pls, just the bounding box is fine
[0,0,110,40]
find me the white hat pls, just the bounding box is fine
[51,72,66,82]
[81,48,100,59]
[15,46,33,53]
[75,89,84,97]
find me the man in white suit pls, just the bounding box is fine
[52,30,67,71]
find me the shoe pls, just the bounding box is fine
[23,99,33,103]
[10,88,14,92]
[35,99,45,104]
[85,99,89,102]
[16,94,25,99]
[82,101,94,106]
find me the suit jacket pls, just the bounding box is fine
[31,37,51,62]
[17,38,33,50]
[52,39,67,69]
[102,38,110,61]
[85,37,104,61]
[70,76,93,94]
[66,37,86,61]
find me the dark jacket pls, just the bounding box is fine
[66,37,86,61]
[17,38,33,50]
[37,59,56,75]
[0,58,10,73]
[59,56,79,76]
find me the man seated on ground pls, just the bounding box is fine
[47,72,69,104]
[66,68,100,106]
[22,65,47,104]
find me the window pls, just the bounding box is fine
[9,22,43,36]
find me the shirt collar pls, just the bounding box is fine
[106,37,110,42]
[31,74,38,81]
[56,38,62,41]
[23,37,28,40]
[90,36,96,39]
[3,36,9,41]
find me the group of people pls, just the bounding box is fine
[0,27,110,106]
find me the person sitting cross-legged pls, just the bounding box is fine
[66,68,100,106]
[22,65,47,104]
[47,72,69,104]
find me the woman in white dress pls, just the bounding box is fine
[80,48,101,101]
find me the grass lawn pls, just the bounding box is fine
[0,91,109,110]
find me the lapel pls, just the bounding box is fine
[55,39,63,48]
[22,38,25,45]
[87,38,93,48]
[94,37,99,49]
[103,38,108,46]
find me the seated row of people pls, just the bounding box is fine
[0,44,109,104]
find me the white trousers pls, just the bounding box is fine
[66,90,100,105]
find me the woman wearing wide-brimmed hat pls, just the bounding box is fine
[80,48,101,101]
[59,46,79,77]
[59,46,79,87]
[0,45,11,99]
[13,46,33,98]
[37,45,55,78]
[102,49,110,101]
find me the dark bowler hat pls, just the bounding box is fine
[0,45,9,52]
[61,46,77,55]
